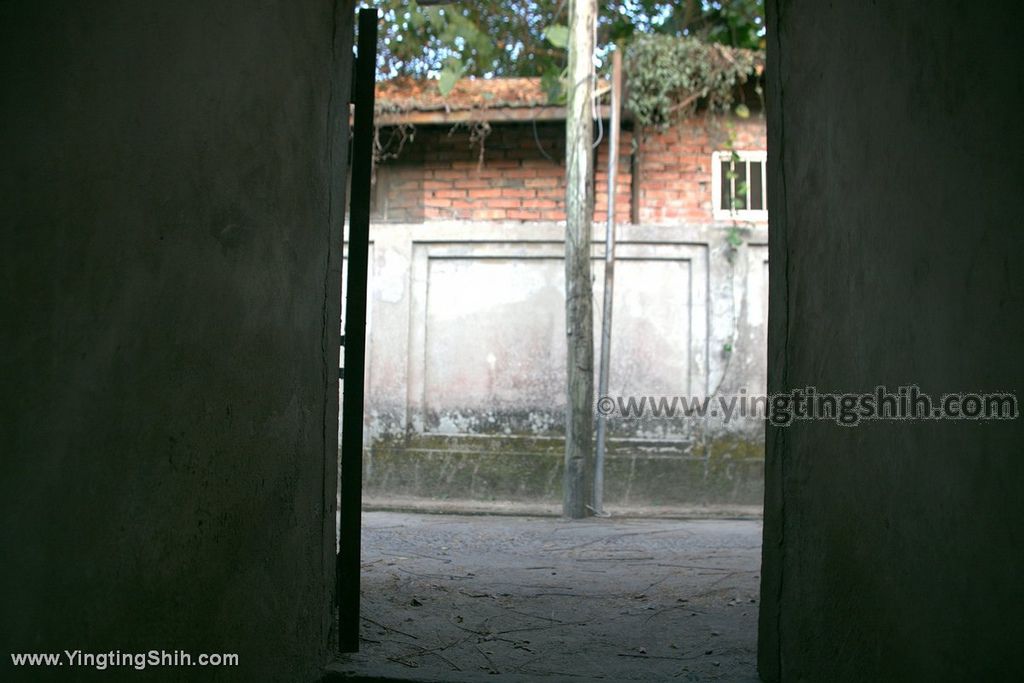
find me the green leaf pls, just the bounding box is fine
[544,24,569,49]
[370,0,764,82]
[540,66,566,104]
[438,66,461,97]
[735,103,751,118]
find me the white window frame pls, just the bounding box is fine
[711,150,768,222]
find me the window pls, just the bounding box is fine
[712,150,768,221]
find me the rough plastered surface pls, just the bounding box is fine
[1,2,353,680]
[759,1,1024,680]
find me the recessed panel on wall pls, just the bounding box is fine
[407,241,708,441]
[423,256,567,435]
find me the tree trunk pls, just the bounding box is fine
[563,0,596,519]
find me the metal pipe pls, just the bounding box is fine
[593,49,622,516]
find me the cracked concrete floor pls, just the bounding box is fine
[330,512,762,682]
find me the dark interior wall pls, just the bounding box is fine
[760,1,1024,680]
[1,1,352,680]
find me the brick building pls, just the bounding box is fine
[370,77,767,226]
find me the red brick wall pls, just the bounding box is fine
[634,116,765,224]
[370,114,765,224]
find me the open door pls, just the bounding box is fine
[338,7,377,654]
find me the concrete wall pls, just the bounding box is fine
[759,1,1024,680]
[351,219,769,507]
[1,2,352,680]
[355,111,769,508]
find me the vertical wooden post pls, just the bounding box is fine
[594,49,623,516]
[338,7,376,654]
[563,0,597,519]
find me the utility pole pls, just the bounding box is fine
[563,0,597,519]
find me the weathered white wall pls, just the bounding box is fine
[345,220,768,505]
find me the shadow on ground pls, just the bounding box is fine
[327,512,762,682]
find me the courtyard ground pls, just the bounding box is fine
[328,511,762,681]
